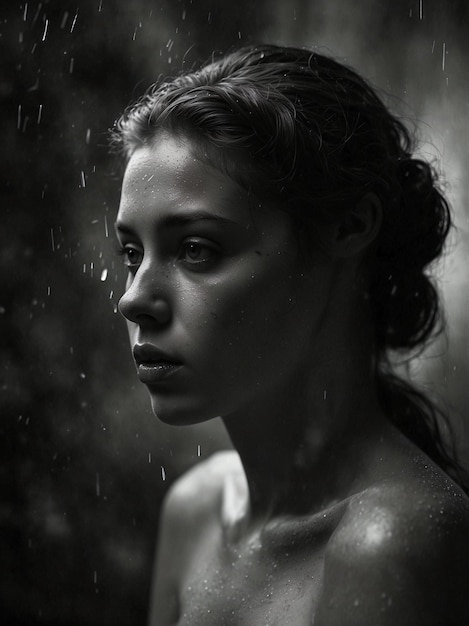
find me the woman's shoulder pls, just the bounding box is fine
[163,449,243,521]
[148,451,242,624]
[336,424,469,559]
[316,467,469,625]
[337,470,469,558]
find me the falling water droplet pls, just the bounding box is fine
[42,18,49,42]
[70,10,78,33]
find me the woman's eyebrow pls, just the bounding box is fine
[158,211,241,229]
[115,210,243,234]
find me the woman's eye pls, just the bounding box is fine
[118,245,143,268]
[180,240,218,267]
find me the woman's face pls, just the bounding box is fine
[116,132,334,425]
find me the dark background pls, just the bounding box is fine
[1,1,468,624]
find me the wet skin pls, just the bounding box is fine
[116,132,469,625]
[148,449,469,626]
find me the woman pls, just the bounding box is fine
[113,44,469,625]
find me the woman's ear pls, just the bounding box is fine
[322,192,382,258]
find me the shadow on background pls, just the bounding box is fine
[1,1,467,624]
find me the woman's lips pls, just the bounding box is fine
[136,361,182,384]
[133,344,182,384]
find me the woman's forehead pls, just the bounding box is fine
[124,135,242,201]
[121,134,284,228]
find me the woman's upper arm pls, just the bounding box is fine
[315,539,427,625]
[147,483,188,626]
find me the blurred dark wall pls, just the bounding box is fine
[1,1,467,624]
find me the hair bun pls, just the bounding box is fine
[371,157,450,351]
[396,158,450,269]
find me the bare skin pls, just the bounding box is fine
[116,132,469,625]
[149,443,469,625]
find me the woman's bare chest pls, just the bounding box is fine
[175,524,327,625]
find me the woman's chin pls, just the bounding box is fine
[149,395,218,427]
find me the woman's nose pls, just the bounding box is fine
[118,267,172,327]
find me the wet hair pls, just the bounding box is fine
[113,44,468,492]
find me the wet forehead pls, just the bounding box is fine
[120,134,251,219]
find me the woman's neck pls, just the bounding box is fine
[222,349,388,523]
